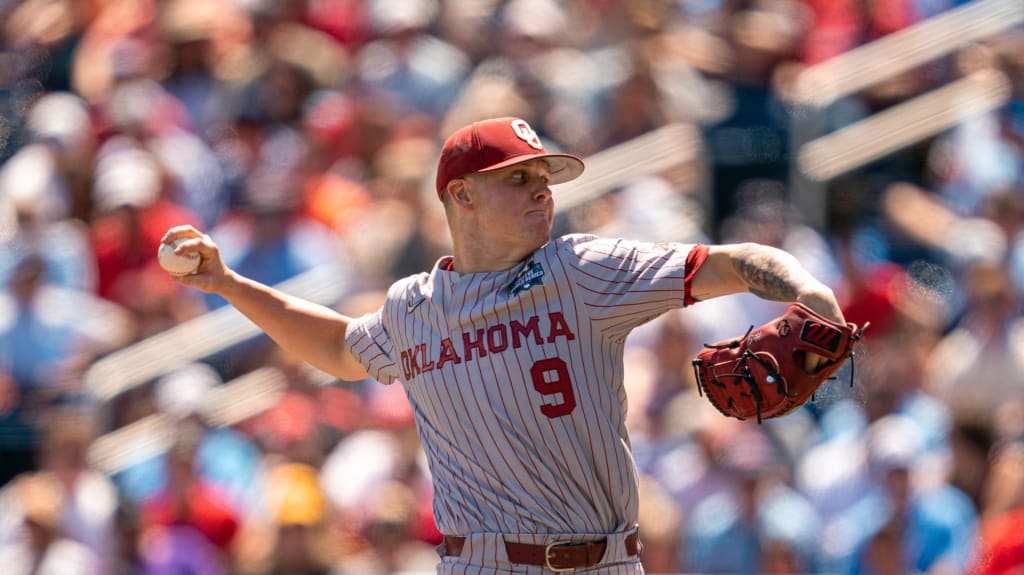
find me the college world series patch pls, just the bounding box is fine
[506,261,544,297]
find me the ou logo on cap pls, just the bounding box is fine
[511,119,543,150]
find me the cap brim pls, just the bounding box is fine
[477,153,585,185]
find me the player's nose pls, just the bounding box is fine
[532,182,552,201]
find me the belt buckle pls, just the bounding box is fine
[544,540,578,572]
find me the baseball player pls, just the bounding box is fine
[162,117,845,574]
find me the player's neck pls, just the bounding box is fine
[449,251,525,275]
[450,239,540,274]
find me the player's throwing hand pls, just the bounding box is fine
[158,225,230,294]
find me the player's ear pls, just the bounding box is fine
[447,178,473,207]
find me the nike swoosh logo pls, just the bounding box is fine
[407,296,426,313]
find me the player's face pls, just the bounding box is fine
[469,159,554,246]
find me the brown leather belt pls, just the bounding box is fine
[442,532,640,572]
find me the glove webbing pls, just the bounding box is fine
[693,326,794,423]
[691,326,750,408]
[740,348,791,423]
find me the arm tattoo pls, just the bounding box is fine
[731,246,801,302]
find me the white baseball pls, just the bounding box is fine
[158,238,200,276]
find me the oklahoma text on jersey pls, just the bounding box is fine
[399,311,577,382]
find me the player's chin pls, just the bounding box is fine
[524,208,553,227]
[523,213,553,239]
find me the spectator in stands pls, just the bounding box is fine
[925,262,1024,425]
[202,157,347,321]
[0,253,133,483]
[0,470,103,574]
[138,420,239,572]
[0,187,96,295]
[88,142,202,312]
[0,91,96,233]
[969,431,1024,575]
[115,363,263,516]
[157,0,234,139]
[256,462,333,575]
[138,524,227,575]
[845,414,978,575]
[332,480,440,575]
[463,0,599,154]
[31,410,118,571]
[319,384,438,552]
[352,134,450,284]
[685,425,821,574]
[355,0,469,119]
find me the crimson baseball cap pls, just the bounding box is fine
[435,117,585,198]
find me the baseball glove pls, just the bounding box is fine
[691,303,867,423]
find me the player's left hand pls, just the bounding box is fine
[794,287,846,371]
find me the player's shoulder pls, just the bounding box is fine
[383,271,429,306]
[349,276,403,338]
[550,233,604,255]
[554,233,600,247]
[557,233,698,255]
[347,273,427,346]
[551,234,702,278]
[550,233,635,260]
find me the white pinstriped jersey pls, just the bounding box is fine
[346,234,707,542]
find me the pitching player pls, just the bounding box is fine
[162,117,845,574]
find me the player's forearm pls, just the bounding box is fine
[218,271,369,381]
[694,243,842,322]
[728,242,813,301]
[728,242,843,322]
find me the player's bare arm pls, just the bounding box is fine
[691,242,844,324]
[159,225,370,382]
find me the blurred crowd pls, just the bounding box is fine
[0,0,1022,574]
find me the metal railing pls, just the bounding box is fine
[787,0,1023,227]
